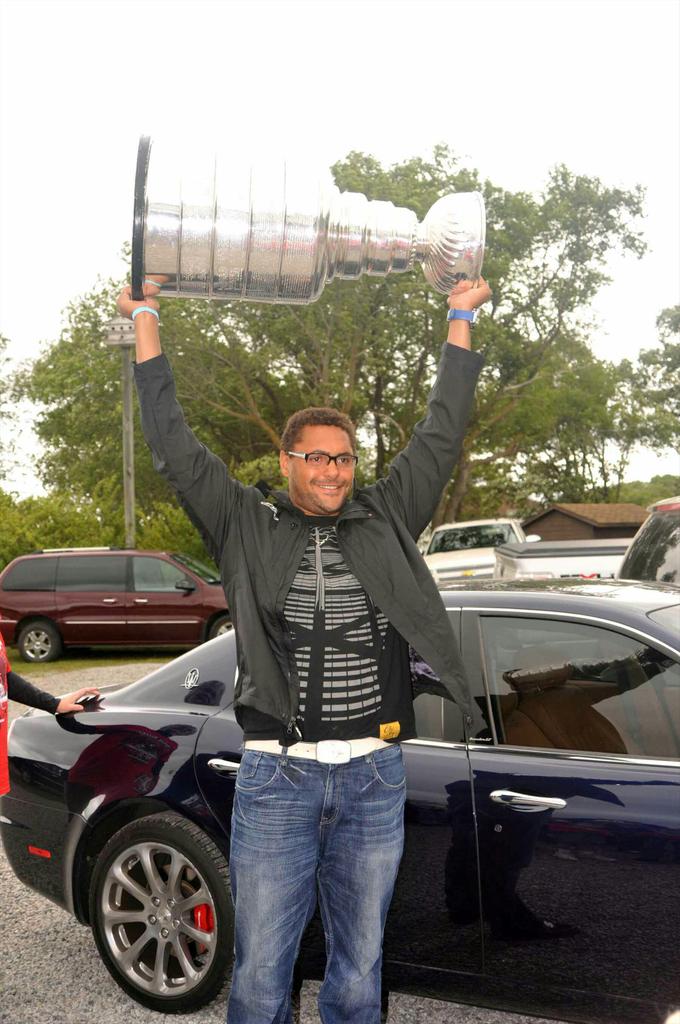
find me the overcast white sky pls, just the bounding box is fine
[1,0,679,497]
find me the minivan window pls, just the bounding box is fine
[56,555,127,592]
[2,556,57,591]
[172,552,220,584]
[133,556,190,592]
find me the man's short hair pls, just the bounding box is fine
[280,407,357,454]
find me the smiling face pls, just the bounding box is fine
[279,425,356,516]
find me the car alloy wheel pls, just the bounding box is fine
[17,620,62,662]
[90,812,233,1013]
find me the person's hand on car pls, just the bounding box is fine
[56,688,101,713]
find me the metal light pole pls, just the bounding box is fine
[105,317,136,549]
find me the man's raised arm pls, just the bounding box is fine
[115,280,239,564]
[368,278,491,539]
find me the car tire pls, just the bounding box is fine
[207,614,232,640]
[17,619,62,663]
[89,812,233,1013]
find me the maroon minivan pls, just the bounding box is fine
[0,548,231,662]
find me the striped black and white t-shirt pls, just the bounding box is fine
[283,516,389,739]
[238,512,417,745]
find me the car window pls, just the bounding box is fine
[648,605,680,630]
[133,556,190,592]
[413,692,444,740]
[428,524,513,554]
[2,557,57,591]
[619,511,680,584]
[171,552,220,584]
[410,648,466,743]
[480,616,680,760]
[56,555,127,592]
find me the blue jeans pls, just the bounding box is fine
[226,744,406,1024]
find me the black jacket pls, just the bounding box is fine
[135,341,484,738]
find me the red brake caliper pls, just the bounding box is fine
[193,904,215,954]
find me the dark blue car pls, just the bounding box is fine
[2,579,679,1023]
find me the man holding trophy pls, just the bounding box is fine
[118,141,489,1024]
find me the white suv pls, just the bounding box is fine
[423,518,537,585]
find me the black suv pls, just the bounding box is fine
[618,496,680,585]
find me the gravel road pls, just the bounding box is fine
[0,663,565,1024]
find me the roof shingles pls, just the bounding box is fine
[525,503,648,527]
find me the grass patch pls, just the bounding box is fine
[7,647,181,679]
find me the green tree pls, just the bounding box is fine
[0,488,119,569]
[503,342,646,508]
[136,500,217,564]
[433,164,646,522]
[11,278,169,508]
[616,475,680,508]
[632,304,680,450]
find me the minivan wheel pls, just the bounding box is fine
[17,620,62,663]
[90,812,233,1013]
[207,614,232,640]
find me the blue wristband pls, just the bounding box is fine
[446,308,477,324]
[131,306,160,321]
[144,278,163,288]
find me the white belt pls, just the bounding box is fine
[244,737,391,764]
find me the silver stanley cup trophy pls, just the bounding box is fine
[131,136,485,303]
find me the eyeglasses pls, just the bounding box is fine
[286,451,358,469]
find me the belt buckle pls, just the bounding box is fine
[316,740,351,764]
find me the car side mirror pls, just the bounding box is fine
[175,578,197,592]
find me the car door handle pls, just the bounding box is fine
[490,789,567,812]
[208,758,240,774]
[134,598,149,604]
[101,598,118,604]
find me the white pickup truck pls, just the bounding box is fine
[423,518,540,585]
[494,537,631,580]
